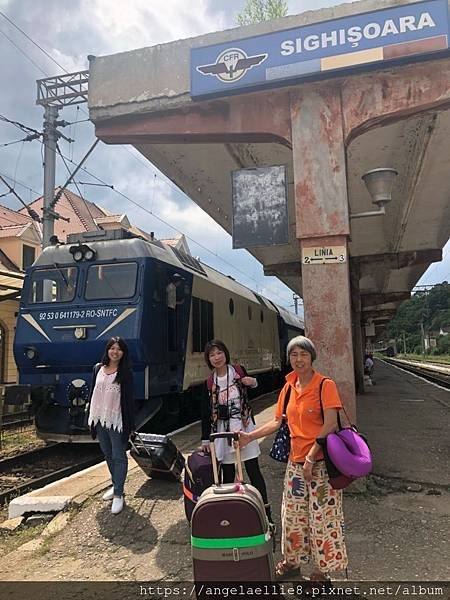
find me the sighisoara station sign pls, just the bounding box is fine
[191,0,449,98]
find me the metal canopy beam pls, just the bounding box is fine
[357,249,442,277]
[263,261,301,277]
[361,292,410,309]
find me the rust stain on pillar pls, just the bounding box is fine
[291,86,355,418]
[291,86,349,241]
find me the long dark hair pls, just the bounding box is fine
[101,336,132,384]
[204,339,230,370]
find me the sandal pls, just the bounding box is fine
[275,560,301,581]
[308,571,331,582]
[302,573,333,595]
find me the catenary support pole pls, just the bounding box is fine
[42,105,59,249]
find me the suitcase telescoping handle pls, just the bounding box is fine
[129,432,153,460]
[209,432,244,485]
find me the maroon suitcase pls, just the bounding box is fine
[191,432,275,582]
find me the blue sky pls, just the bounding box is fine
[0,0,448,314]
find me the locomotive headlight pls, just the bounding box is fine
[24,346,37,359]
[73,249,84,262]
[74,327,86,340]
[84,247,96,261]
[69,243,96,262]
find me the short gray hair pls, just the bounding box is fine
[287,336,317,362]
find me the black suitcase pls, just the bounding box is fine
[130,433,185,482]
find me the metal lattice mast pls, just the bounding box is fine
[36,70,89,248]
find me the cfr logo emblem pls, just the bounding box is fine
[197,48,267,83]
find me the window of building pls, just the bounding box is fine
[248,306,252,320]
[229,298,234,315]
[192,297,214,352]
[85,262,137,300]
[29,267,77,303]
[22,245,36,269]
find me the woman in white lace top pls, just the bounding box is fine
[88,337,135,515]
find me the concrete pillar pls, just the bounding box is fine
[291,86,356,419]
[350,259,365,394]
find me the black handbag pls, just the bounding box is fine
[269,387,291,462]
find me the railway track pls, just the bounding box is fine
[0,443,104,506]
[1,411,34,431]
[0,388,279,509]
[383,358,450,389]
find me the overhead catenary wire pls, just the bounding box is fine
[1,14,294,306]
[0,171,41,197]
[0,28,49,76]
[0,210,33,226]
[45,141,275,292]
[0,16,249,255]
[0,135,40,148]
[0,114,41,136]
[1,12,444,307]
[0,11,66,72]
[3,128,251,288]
[55,141,100,229]
[0,175,41,222]
[0,11,230,227]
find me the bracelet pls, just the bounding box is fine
[305,455,315,465]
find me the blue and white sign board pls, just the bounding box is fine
[191,0,449,99]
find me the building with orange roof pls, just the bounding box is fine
[0,187,183,386]
[0,187,145,386]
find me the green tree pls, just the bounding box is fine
[237,0,288,26]
[388,282,450,355]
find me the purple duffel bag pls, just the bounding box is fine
[326,427,372,479]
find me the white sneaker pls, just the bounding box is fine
[111,496,124,514]
[102,487,114,501]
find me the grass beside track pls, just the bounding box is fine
[394,353,450,365]
[0,429,46,459]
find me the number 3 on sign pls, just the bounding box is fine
[339,254,345,262]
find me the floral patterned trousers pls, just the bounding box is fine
[281,460,348,574]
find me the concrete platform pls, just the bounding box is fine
[8,460,118,519]
[8,392,277,519]
[0,365,448,584]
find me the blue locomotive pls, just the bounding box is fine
[11,229,303,442]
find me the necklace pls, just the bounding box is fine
[103,365,117,375]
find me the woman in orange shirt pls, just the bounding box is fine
[239,335,348,582]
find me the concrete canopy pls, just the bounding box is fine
[88,0,450,326]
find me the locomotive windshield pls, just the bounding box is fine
[29,267,78,303]
[85,262,138,300]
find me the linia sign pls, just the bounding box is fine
[191,0,449,99]
[302,246,347,265]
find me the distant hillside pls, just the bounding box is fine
[388,282,450,355]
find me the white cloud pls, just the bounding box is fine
[87,0,226,52]
[3,0,447,310]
